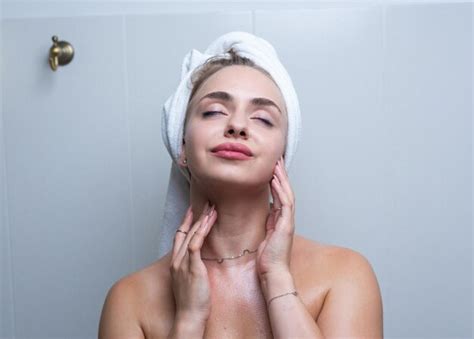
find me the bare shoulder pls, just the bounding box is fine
[98,270,147,338]
[293,234,379,280]
[98,253,174,338]
[293,235,383,337]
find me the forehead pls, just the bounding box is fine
[191,65,287,116]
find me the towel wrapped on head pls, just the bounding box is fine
[158,31,301,257]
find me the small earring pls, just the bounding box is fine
[183,159,187,164]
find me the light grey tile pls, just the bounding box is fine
[257,4,472,337]
[381,3,472,337]
[255,8,386,252]
[256,11,389,336]
[125,12,253,268]
[1,147,14,339]
[3,16,132,338]
[1,6,16,339]
[1,1,384,20]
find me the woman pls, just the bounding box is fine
[99,32,383,338]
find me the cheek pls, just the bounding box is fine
[182,124,211,161]
[274,128,287,153]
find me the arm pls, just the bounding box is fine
[258,156,325,337]
[260,158,383,337]
[98,279,145,339]
[261,271,325,338]
[167,314,206,339]
[98,275,207,339]
[317,249,384,338]
[262,250,383,338]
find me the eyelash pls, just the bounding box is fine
[202,111,273,127]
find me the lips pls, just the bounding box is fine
[211,142,253,156]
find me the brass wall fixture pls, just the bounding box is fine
[49,35,74,71]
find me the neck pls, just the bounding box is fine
[189,178,271,269]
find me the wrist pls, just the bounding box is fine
[169,312,207,338]
[259,270,295,301]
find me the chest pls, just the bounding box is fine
[142,263,330,338]
[142,286,326,339]
[203,278,273,339]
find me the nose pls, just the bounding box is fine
[225,126,248,139]
[224,113,248,139]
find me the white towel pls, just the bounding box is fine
[158,31,301,257]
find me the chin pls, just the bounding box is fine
[200,168,268,188]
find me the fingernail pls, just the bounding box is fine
[208,204,215,215]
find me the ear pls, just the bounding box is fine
[178,137,187,166]
[178,151,186,166]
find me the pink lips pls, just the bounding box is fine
[211,142,253,160]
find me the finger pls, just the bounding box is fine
[271,177,295,235]
[177,213,209,271]
[271,175,291,219]
[271,175,282,209]
[272,174,288,205]
[175,202,209,261]
[264,208,277,232]
[200,206,217,238]
[278,156,288,179]
[172,206,193,261]
[268,183,281,226]
[271,180,281,208]
[275,155,295,208]
[270,176,283,225]
[275,159,295,202]
[174,202,210,267]
[188,207,217,269]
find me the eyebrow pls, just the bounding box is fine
[196,91,282,115]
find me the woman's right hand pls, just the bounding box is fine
[169,201,217,329]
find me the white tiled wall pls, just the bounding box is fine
[2,16,133,338]
[1,2,15,338]
[1,2,472,338]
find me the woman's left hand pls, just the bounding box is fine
[256,155,296,281]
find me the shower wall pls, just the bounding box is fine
[1,1,472,338]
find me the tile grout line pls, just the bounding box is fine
[4,1,470,20]
[121,15,136,273]
[379,1,398,228]
[251,9,256,35]
[1,44,17,339]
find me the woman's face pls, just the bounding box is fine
[182,65,288,188]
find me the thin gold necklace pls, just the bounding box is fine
[201,248,258,264]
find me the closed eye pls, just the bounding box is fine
[202,111,223,117]
[202,111,273,127]
[255,117,273,127]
